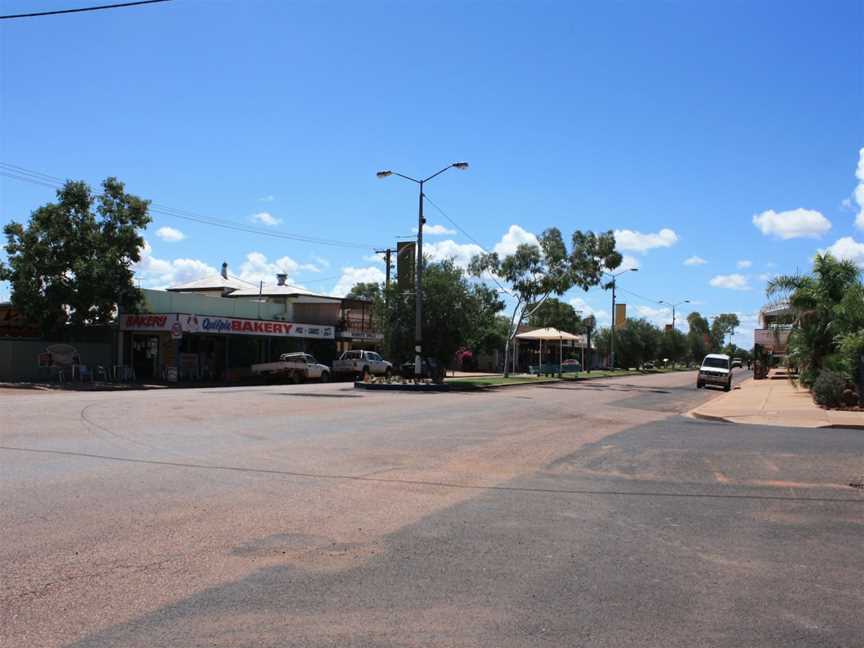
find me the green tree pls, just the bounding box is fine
[594,326,612,363]
[615,318,662,368]
[687,311,710,363]
[346,281,382,302]
[378,259,505,367]
[0,178,151,335]
[527,297,584,333]
[710,313,741,351]
[470,228,620,375]
[767,253,863,385]
[659,328,688,365]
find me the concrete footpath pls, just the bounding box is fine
[690,374,864,428]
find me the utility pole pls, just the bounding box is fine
[375,248,393,288]
[660,299,690,333]
[610,276,617,368]
[607,267,638,368]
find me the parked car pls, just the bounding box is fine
[643,362,656,370]
[696,353,732,391]
[561,359,582,373]
[251,352,330,383]
[731,357,743,368]
[332,349,392,379]
[400,357,445,384]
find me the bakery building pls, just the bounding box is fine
[117,266,377,382]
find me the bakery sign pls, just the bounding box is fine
[120,313,334,339]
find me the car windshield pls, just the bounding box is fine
[703,357,729,369]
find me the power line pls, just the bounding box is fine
[423,192,490,252]
[421,192,512,295]
[616,286,664,307]
[0,163,375,250]
[0,0,172,20]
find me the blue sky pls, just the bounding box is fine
[1,0,862,347]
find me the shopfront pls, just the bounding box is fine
[118,313,335,382]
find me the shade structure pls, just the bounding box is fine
[514,327,584,376]
[514,327,580,341]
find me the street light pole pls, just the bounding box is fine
[659,299,691,331]
[415,179,424,376]
[607,267,638,369]
[377,162,469,377]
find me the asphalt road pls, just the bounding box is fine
[2,370,862,647]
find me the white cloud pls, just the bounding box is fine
[854,147,864,230]
[312,255,330,269]
[251,211,281,226]
[752,208,831,239]
[424,239,485,269]
[709,273,751,291]
[618,255,641,272]
[493,225,540,257]
[634,304,673,327]
[155,226,185,242]
[331,266,386,297]
[133,240,217,289]
[239,252,300,284]
[412,223,457,236]
[684,256,707,266]
[258,195,275,203]
[363,253,384,263]
[298,263,321,273]
[736,259,752,269]
[730,311,760,349]
[821,236,864,267]
[613,228,678,253]
[841,198,853,210]
[569,297,611,327]
[757,272,777,282]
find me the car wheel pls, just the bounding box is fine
[724,380,731,392]
[291,372,302,385]
[320,371,330,383]
[697,380,703,389]
[384,367,392,379]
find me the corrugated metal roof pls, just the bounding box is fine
[167,275,248,291]
[228,284,340,300]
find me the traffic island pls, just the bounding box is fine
[354,381,451,392]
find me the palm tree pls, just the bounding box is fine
[766,253,862,383]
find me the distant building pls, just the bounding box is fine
[754,302,794,358]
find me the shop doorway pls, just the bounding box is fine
[131,335,159,380]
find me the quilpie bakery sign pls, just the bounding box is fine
[119,313,334,339]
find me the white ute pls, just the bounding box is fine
[251,352,330,383]
[332,350,392,379]
[696,353,732,391]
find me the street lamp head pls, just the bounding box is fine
[376,170,393,179]
[451,162,469,170]
[630,268,639,272]
[684,299,691,304]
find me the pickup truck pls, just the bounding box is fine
[251,352,330,383]
[332,350,392,379]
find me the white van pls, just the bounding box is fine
[697,354,732,391]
